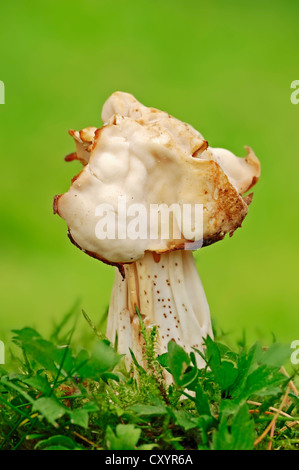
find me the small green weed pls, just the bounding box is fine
[0,308,298,450]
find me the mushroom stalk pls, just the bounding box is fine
[106,250,212,368]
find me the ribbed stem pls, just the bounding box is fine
[106,250,213,369]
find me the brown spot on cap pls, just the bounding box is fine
[53,195,62,215]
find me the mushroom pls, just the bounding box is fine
[54,92,260,370]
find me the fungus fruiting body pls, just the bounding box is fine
[54,92,260,369]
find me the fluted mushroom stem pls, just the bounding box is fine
[106,250,213,370]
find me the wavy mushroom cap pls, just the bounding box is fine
[54,92,260,264]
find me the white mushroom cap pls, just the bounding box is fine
[54,92,260,264]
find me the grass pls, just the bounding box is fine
[0,308,298,451]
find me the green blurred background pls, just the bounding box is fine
[0,0,298,346]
